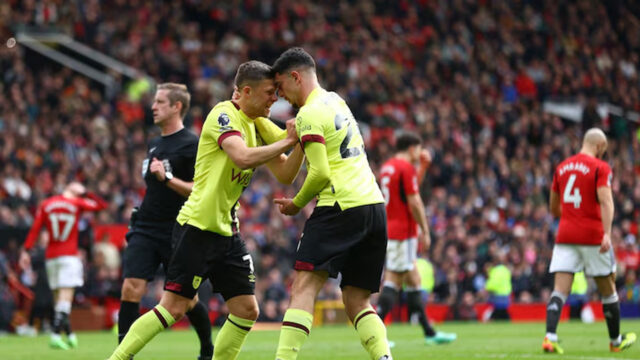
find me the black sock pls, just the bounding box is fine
[53,311,64,335]
[61,312,72,335]
[603,301,621,341]
[118,301,140,343]
[545,293,565,335]
[186,301,213,357]
[377,286,398,320]
[407,290,436,337]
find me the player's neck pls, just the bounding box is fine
[396,152,411,162]
[235,99,260,119]
[300,77,320,106]
[579,147,597,158]
[61,191,77,199]
[160,118,184,136]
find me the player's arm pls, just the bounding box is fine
[221,120,298,170]
[549,171,561,217]
[80,192,109,211]
[266,143,305,185]
[416,149,431,184]
[407,193,431,250]
[275,142,331,215]
[292,142,330,208]
[256,117,305,184]
[21,205,44,268]
[148,157,193,197]
[23,205,44,251]
[597,184,614,253]
[166,178,193,198]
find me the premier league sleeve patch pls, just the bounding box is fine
[217,113,233,132]
[218,113,230,126]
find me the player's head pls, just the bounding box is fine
[395,132,422,162]
[582,127,608,158]
[272,47,317,107]
[63,182,85,198]
[153,83,190,124]
[234,60,277,118]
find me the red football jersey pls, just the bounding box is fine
[24,193,108,258]
[552,153,612,246]
[380,157,420,240]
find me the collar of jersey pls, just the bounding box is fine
[304,87,325,106]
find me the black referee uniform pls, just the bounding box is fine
[123,128,198,281]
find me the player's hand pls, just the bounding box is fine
[285,119,298,146]
[419,149,432,166]
[149,157,166,181]
[418,231,431,251]
[274,198,301,216]
[599,233,612,253]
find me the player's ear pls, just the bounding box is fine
[242,85,252,96]
[291,70,301,84]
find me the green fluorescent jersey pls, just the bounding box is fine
[177,101,284,236]
[295,88,384,209]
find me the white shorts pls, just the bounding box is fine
[385,238,417,272]
[46,256,84,289]
[549,244,616,277]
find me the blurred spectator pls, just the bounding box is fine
[484,251,512,321]
[1,0,639,324]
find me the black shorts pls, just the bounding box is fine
[122,220,174,281]
[164,223,255,300]
[295,203,387,293]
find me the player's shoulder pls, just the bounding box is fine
[206,101,238,122]
[594,157,611,171]
[299,92,335,121]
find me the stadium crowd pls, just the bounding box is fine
[1,0,640,330]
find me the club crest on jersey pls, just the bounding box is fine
[218,113,230,126]
[192,276,202,289]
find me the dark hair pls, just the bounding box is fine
[395,132,422,151]
[234,60,273,89]
[271,47,316,74]
[157,83,190,118]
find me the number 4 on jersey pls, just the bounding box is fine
[563,174,582,209]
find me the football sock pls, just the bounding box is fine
[376,285,398,321]
[407,289,436,337]
[602,293,621,343]
[186,301,214,357]
[545,291,566,338]
[276,309,313,360]
[118,301,140,343]
[109,305,175,360]
[354,307,391,360]
[213,313,254,360]
[53,301,72,336]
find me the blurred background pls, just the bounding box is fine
[0,0,639,334]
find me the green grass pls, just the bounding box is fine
[2,320,639,359]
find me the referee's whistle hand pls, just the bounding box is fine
[274,198,300,216]
[150,157,166,180]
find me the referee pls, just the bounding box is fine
[117,83,213,360]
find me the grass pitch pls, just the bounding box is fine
[2,320,639,359]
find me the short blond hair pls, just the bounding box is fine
[157,83,191,118]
